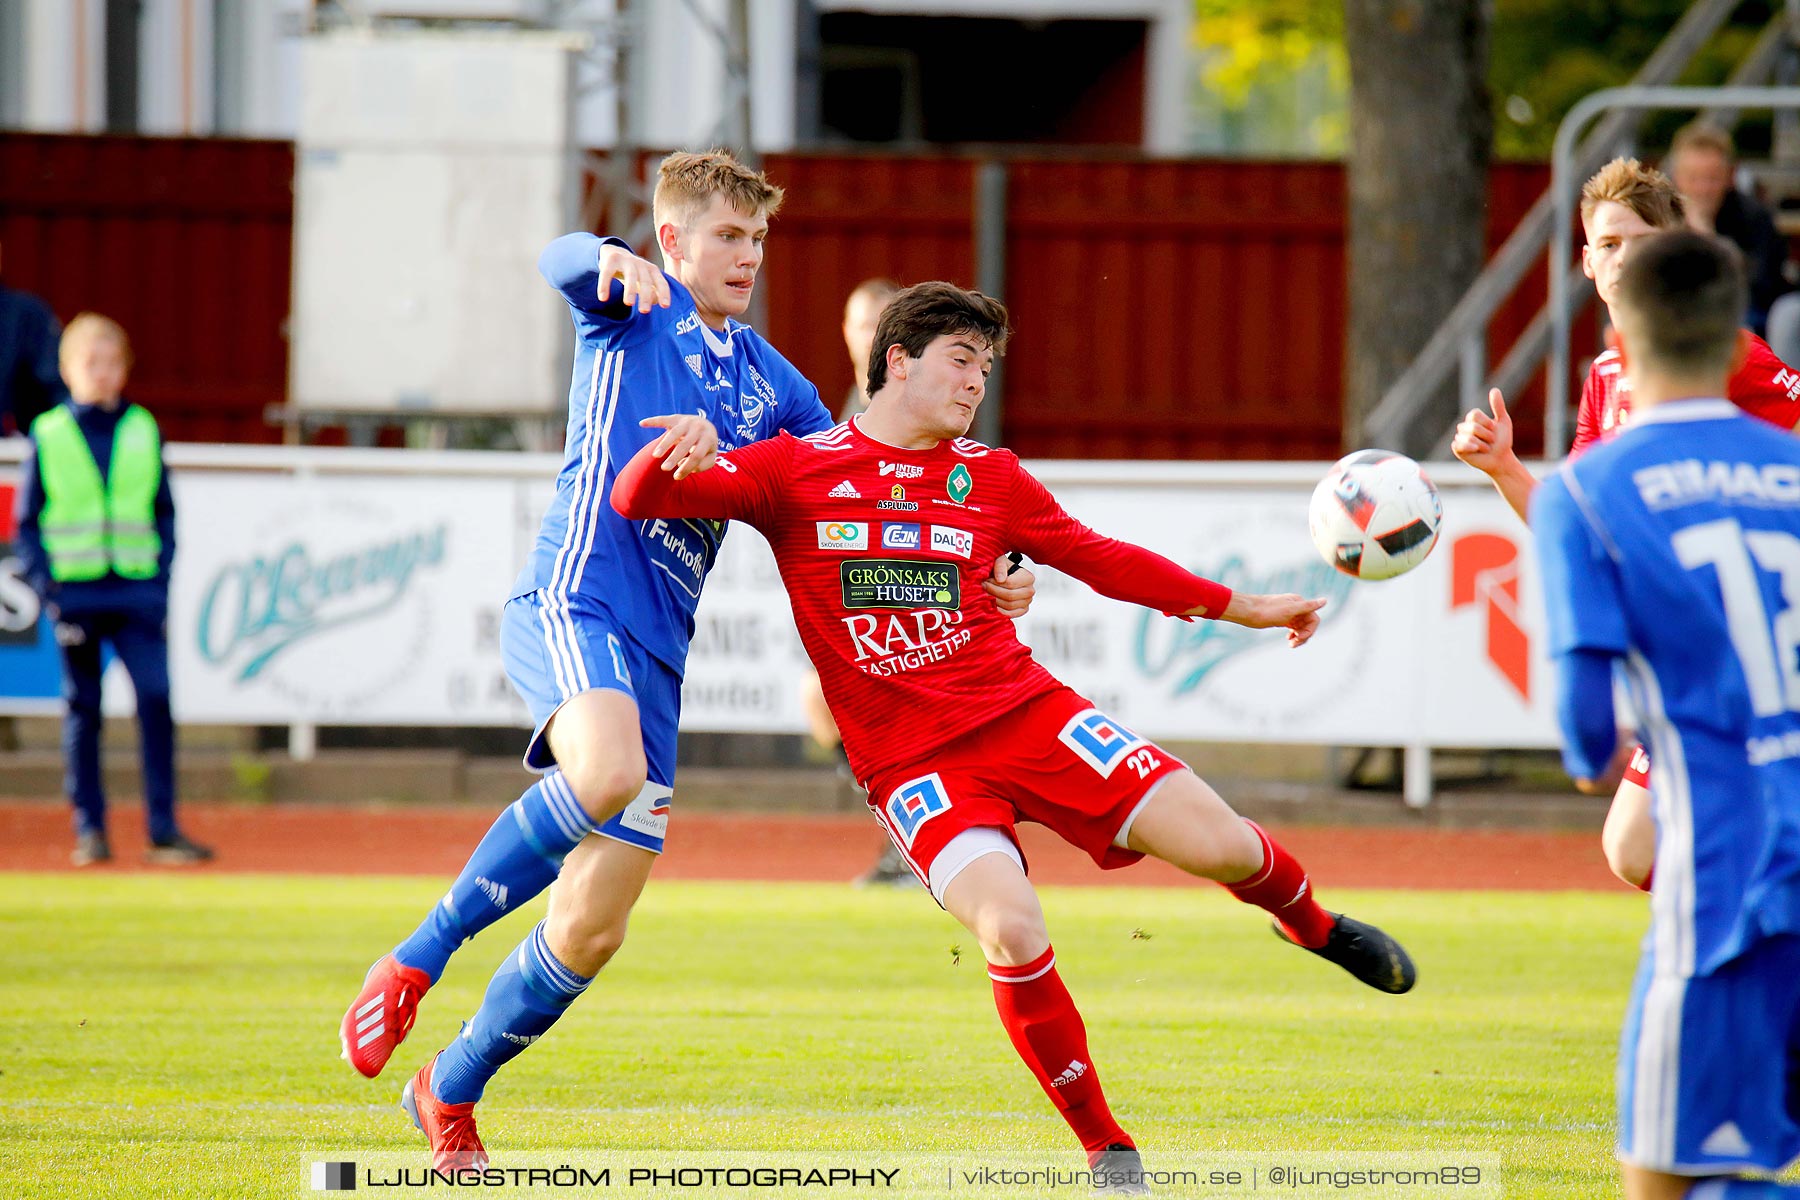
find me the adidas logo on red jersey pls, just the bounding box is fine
[828,480,862,499]
[1050,1060,1088,1088]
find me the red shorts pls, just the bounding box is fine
[864,686,1188,892]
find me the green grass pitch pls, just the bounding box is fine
[0,874,1646,1198]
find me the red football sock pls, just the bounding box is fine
[988,947,1130,1153]
[1224,820,1336,949]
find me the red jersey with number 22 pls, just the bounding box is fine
[611,418,1230,783]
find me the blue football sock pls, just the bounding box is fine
[1686,1180,1800,1197]
[394,771,595,982]
[431,921,592,1105]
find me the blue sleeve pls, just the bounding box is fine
[27,302,67,412]
[0,293,68,435]
[1531,470,1630,657]
[1555,648,1618,782]
[537,232,640,322]
[758,349,832,437]
[1531,470,1628,781]
[14,439,50,598]
[780,381,833,437]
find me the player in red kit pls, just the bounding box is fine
[1454,158,1800,893]
[614,281,1416,1188]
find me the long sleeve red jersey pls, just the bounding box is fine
[1571,331,1800,456]
[613,418,1231,782]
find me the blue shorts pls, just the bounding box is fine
[500,590,680,854]
[1617,934,1800,1174]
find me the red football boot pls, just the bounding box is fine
[340,954,432,1078]
[400,1057,488,1173]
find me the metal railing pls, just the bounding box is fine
[1549,85,1800,450]
[1363,0,1754,452]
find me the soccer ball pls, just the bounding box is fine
[1307,450,1442,580]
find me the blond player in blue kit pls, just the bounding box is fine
[336,151,1034,1170]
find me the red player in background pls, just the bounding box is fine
[1454,158,1800,893]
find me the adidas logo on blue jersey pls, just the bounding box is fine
[684,354,704,379]
[829,480,862,499]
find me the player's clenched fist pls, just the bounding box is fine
[981,554,1036,619]
[1451,388,1515,476]
[639,414,719,479]
[1218,592,1328,648]
[598,243,673,314]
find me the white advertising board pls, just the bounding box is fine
[0,443,1563,770]
[167,474,529,725]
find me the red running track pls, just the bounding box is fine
[0,801,1625,890]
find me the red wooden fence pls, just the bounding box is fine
[0,134,293,443]
[0,133,1584,458]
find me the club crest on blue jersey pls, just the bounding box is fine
[1058,709,1145,778]
[885,773,951,848]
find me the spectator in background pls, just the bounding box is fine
[14,314,211,867]
[0,240,70,437]
[837,277,898,420]
[1668,121,1790,335]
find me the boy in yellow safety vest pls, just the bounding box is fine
[14,313,211,866]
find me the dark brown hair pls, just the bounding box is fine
[1613,230,1745,377]
[866,282,1011,397]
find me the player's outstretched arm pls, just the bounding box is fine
[1205,592,1328,648]
[611,417,783,526]
[1003,464,1253,630]
[1452,388,1537,521]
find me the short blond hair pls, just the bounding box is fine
[59,312,133,371]
[1671,120,1735,163]
[1580,157,1685,230]
[846,277,899,310]
[651,150,784,231]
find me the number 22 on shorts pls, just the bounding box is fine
[1058,709,1158,779]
